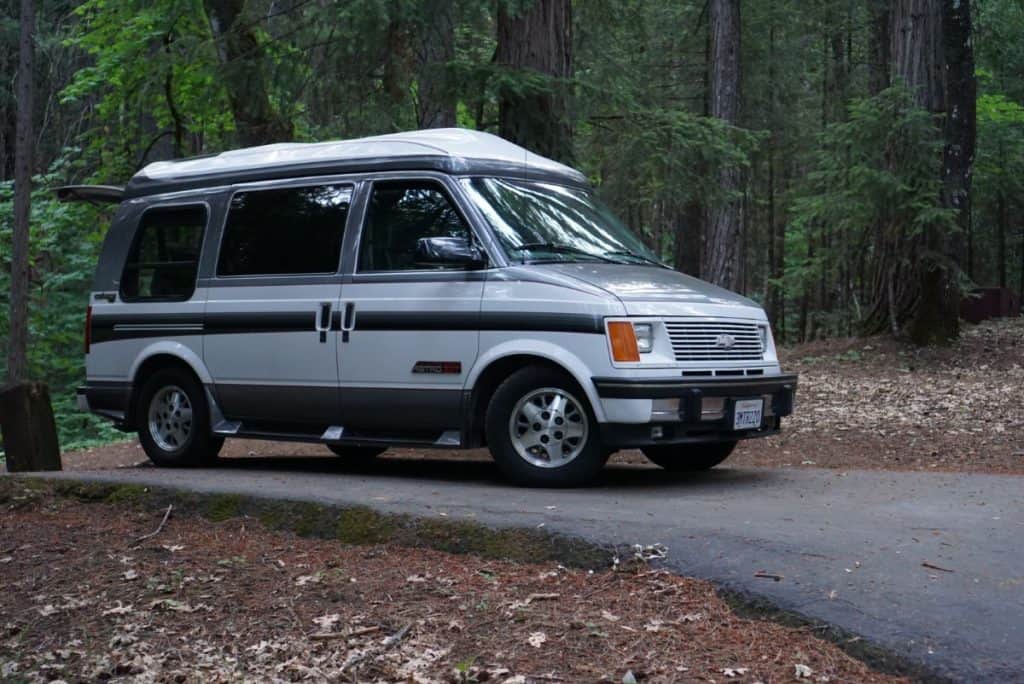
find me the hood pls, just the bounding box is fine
[529,263,766,319]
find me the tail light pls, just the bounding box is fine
[85,305,92,354]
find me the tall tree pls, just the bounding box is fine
[496,0,573,163]
[867,0,891,96]
[703,0,743,289]
[203,0,292,147]
[7,0,33,382]
[940,0,976,275]
[891,0,975,343]
[414,0,456,129]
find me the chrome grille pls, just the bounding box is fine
[664,320,764,362]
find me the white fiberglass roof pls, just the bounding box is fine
[135,128,583,184]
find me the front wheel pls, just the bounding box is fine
[485,366,608,487]
[136,368,220,467]
[642,441,737,472]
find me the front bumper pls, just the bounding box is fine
[592,373,798,448]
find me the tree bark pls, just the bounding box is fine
[702,0,742,290]
[415,0,456,129]
[867,0,891,95]
[496,0,573,163]
[0,382,61,472]
[8,0,33,384]
[203,0,292,147]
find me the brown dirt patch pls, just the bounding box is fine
[0,486,904,683]
[57,317,1024,476]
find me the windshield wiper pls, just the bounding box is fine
[508,242,617,263]
[601,249,668,267]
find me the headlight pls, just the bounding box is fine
[634,323,653,353]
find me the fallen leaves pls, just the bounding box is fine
[0,489,906,684]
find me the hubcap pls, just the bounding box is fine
[509,387,588,468]
[148,385,193,452]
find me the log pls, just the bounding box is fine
[0,382,61,472]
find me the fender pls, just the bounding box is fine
[466,338,607,422]
[129,340,214,385]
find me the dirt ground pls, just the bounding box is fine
[59,317,1024,476]
[0,485,903,683]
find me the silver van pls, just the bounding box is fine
[70,128,796,486]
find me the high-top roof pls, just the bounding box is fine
[125,128,587,198]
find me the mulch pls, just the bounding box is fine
[0,489,904,683]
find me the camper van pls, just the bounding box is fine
[68,128,797,486]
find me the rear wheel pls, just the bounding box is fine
[642,441,737,472]
[136,368,220,467]
[326,445,387,459]
[485,366,608,487]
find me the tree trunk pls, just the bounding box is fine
[997,189,1007,288]
[415,0,456,129]
[867,0,891,95]
[0,383,61,472]
[7,0,33,384]
[892,0,971,345]
[203,0,292,147]
[940,0,975,274]
[496,0,573,163]
[703,0,742,290]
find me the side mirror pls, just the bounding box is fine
[415,236,487,269]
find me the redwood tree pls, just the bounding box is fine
[415,0,456,129]
[7,0,33,383]
[702,0,743,289]
[496,0,573,163]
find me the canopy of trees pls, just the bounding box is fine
[1,0,1022,444]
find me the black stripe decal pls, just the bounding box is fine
[91,310,605,343]
[355,311,604,334]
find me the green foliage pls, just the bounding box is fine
[786,86,956,336]
[0,163,123,450]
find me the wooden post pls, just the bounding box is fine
[0,382,62,472]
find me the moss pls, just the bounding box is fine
[205,494,243,522]
[103,484,149,504]
[335,506,397,545]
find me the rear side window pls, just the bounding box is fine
[121,205,206,302]
[357,180,471,272]
[217,184,351,276]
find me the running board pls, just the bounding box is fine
[214,422,463,449]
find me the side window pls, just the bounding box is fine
[357,180,471,272]
[121,205,206,302]
[217,184,351,277]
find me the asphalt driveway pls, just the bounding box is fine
[23,457,1024,681]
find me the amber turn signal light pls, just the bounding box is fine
[607,321,640,362]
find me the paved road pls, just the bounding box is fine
[27,457,1024,681]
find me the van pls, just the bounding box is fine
[66,128,797,486]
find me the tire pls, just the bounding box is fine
[485,366,608,487]
[326,445,387,459]
[642,441,737,472]
[136,367,219,467]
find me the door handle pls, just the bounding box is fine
[316,302,331,343]
[341,302,356,343]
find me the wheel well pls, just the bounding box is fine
[466,355,584,447]
[127,354,204,428]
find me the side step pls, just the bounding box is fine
[212,422,463,449]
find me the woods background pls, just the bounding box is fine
[1,0,1022,447]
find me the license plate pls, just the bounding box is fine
[733,399,764,430]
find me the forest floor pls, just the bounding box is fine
[60,316,1024,476]
[0,481,904,683]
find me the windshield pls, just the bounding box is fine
[460,177,662,266]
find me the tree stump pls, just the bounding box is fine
[0,382,61,472]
